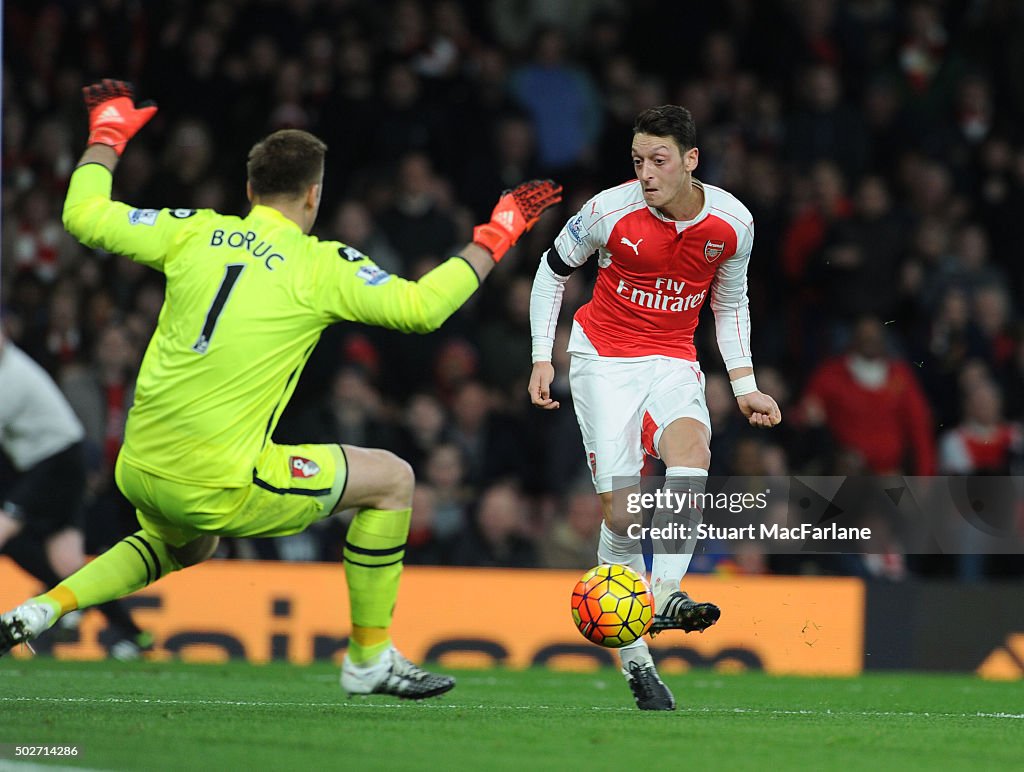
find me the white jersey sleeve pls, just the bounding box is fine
[710,220,754,371]
[529,195,605,363]
[530,258,568,362]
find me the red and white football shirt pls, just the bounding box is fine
[531,178,754,368]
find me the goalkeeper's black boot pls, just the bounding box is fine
[650,591,720,636]
[624,660,676,711]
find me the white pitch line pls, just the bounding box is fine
[0,695,1020,720]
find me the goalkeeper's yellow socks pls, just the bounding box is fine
[343,507,411,662]
[36,531,182,618]
[348,626,392,665]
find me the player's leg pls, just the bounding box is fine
[570,355,647,576]
[0,454,148,653]
[332,444,455,698]
[570,355,674,710]
[1,531,216,657]
[645,362,720,635]
[0,457,215,656]
[44,526,155,660]
[597,492,646,578]
[181,439,449,698]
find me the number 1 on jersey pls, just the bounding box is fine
[192,263,246,354]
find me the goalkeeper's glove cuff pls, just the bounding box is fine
[473,223,515,262]
[88,127,131,154]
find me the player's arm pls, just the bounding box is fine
[61,80,199,271]
[321,181,562,333]
[710,225,781,428]
[528,198,603,410]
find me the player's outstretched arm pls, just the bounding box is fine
[440,181,563,285]
[729,367,782,428]
[332,180,562,334]
[528,361,560,410]
[64,79,158,234]
[63,80,200,271]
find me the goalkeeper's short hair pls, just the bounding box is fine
[247,129,327,198]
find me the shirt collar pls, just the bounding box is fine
[647,178,711,230]
[249,204,303,232]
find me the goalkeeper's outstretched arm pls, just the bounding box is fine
[324,181,563,335]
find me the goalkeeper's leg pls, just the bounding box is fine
[0,531,215,657]
[336,445,454,699]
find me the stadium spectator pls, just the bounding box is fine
[423,442,472,547]
[7,188,74,285]
[452,481,537,568]
[403,483,450,565]
[800,315,936,475]
[60,321,140,551]
[509,27,603,172]
[393,392,451,476]
[371,63,454,172]
[379,152,460,269]
[291,365,400,452]
[972,283,1016,370]
[459,114,541,224]
[328,199,402,276]
[1000,328,1024,423]
[813,175,906,331]
[934,378,1023,581]
[938,378,1023,476]
[785,64,868,179]
[539,483,602,570]
[477,275,534,397]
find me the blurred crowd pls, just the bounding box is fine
[3,0,1024,581]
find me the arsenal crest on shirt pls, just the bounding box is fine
[703,239,726,262]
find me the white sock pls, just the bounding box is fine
[650,466,707,607]
[617,636,651,669]
[597,521,646,578]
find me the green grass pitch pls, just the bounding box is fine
[0,659,1020,771]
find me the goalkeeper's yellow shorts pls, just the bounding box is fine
[115,442,347,547]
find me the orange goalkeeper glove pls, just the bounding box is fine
[473,179,563,262]
[82,79,157,156]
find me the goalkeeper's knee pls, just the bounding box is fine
[170,535,219,567]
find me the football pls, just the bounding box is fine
[570,564,654,648]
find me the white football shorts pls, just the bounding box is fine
[568,354,711,493]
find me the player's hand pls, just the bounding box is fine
[82,79,157,156]
[528,361,560,410]
[473,179,563,262]
[737,391,781,428]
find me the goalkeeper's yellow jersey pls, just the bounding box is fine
[63,163,479,487]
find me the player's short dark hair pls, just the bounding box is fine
[247,129,327,198]
[633,105,697,153]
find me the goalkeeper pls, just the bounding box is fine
[0,80,562,699]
